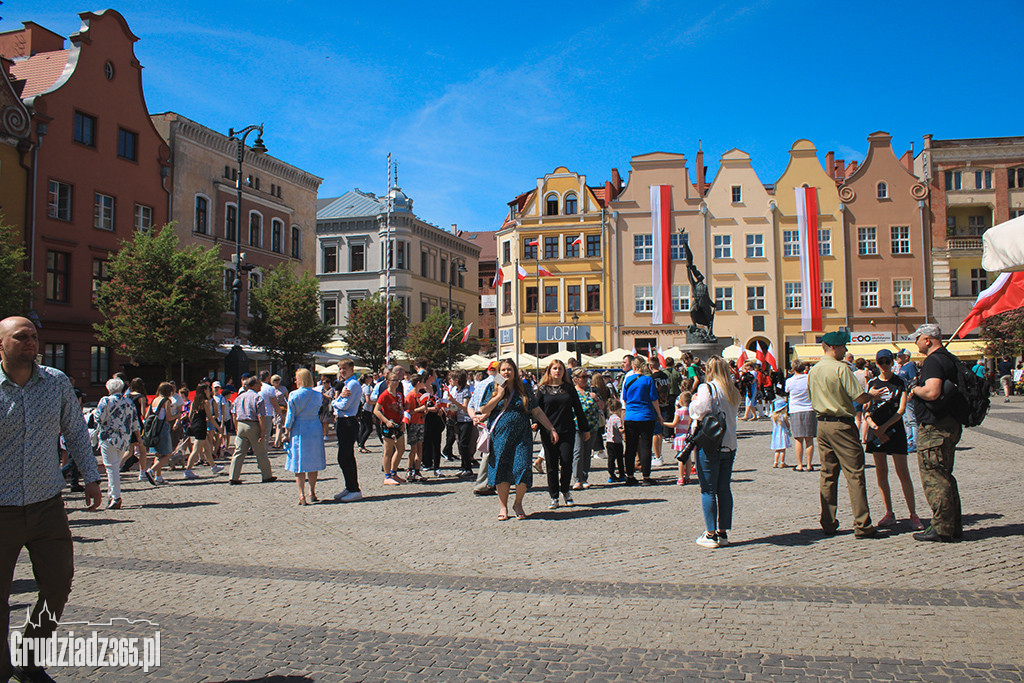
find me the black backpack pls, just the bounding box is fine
[938,348,990,428]
[141,398,166,448]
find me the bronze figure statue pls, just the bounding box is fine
[682,237,717,343]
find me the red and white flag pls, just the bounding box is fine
[765,342,778,372]
[957,271,1024,337]
[755,343,766,368]
[657,346,667,369]
[525,239,538,247]
[795,186,823,332]
[631,345,637,356]
[441,324,454,344]
[737,349,749,366]
[517,264,528,281]
[650,185,673,324]
[538,264,553,277]
[492,264,503,289]
[460,323,473,343]
[571,235,583,247]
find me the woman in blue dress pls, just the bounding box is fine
[478,359,559,521]
[283,368,327,505]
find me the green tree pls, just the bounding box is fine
[982,308,1024,358]
[0,216,35,319]
[94,224,227,378]
[249,264,333,378]
[341,292,408,371]
[404,308,477,369]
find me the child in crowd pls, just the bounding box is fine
[770,397,791,468]
[604,398,625,483]
[663,391,693,485]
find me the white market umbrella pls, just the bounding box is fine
[722,344,743,361]
[590,348,633,367]
[982,215,1024,272]
[539,349,594,367]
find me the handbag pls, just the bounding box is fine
[691,383,726,454]
[477,392,512,454]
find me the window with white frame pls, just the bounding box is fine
[545,194,559,216]
[669,232,689,260]
[134,204,153,232]
[271,219,284,253]
[858,226,877,255]
[564,193,577,215]
[891,225,911,254]
[818,228,831,256]
[876,181,888,199]
[671,284,690,312]
[859,280,879,308]
[349,242,364,272]
[745,234,764,258]
[715,286,733,311]
[713,234,732,259]
[782,230,800,257]
[1010,167,1024,189]
[634,234,653,261]
[48,180,72,221]
[820,281,834,309]
[248,212,262,248]
[93,193,115,230]
[746,286,765,311]
[731,185,742,203]
[894,279,912,307]
[784,282,801,309]
[634,285,653,313]
[945,170,962,191]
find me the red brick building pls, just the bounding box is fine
[463,230,497,353]
[3,11,170,399]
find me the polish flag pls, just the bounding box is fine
[441,324,454,344]
[571,235,583,247]
[538,265,553,277]
[657,346,667,369]
[795,186,823,332]
[957,271,1024,337]
[737,349,749,366]
[526,239,538,247]
[755,343,766,368]
[631,345,637,356]
[650,185,673,324]
[517,264,528,281]
[765,342,778,372]
[460,323,473,343]
[647,342,655,362]
[492,265,503,289]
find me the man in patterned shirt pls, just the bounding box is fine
[1,316,102,682]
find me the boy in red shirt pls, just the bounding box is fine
[405,373,432,481]
[374,371,407,485]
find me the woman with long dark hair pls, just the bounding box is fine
[184,383,221,479]
[536,360,590,509]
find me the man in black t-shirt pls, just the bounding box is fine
[649,361,670,465]
[907,324,963,542]
[997,357,1013,402]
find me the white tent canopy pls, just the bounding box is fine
[590,348,634,367]
[539,349,594,367]
[455,354,491,371]
[721,344,743,361]
[983,215,1024,272]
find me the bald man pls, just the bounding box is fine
[1,316,102,681]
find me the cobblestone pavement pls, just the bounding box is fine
[10,399,1024,681]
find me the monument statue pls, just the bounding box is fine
[682,237,717,343]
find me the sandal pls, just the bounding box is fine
[513,504,527,520]
[498,510,509,521]
[298,498,308,506]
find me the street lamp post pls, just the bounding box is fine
[893,301,902,341]
[571,311,581,366]
[447,257,467,370]
[227,124,267,341]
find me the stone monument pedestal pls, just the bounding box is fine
[678,337,732,363]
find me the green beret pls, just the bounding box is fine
[821,330,851,346]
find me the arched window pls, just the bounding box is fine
[545,193,559,216]
[194,195,209,234]
[224,203,238,241]
[290,226,301,258]
[564,193,577,215]
[271,219,283,253]
[249,211,262,248]
[876,182,888,199]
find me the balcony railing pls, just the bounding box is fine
[946,237,983,251]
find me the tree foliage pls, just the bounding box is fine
[341,292,408,371]
[249,264,333,377]
[94,225,227,377]
[0,215,35,319]
[404,307,477,369]
[982,308,1024,358]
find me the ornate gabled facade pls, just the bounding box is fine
[0,58,32,250]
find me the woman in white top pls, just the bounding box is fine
[689,356,740,549]
[784,361,816,471]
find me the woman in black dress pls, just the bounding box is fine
[864,349,923,530]
[184,383,223,480]
[536,360,590,509]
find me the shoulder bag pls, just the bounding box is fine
[691,383,726,454]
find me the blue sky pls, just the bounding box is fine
[5,1,1023,231]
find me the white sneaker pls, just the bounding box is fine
[333,489,351,501]
[651,457,664,468]
[563,495,575,507]
[211,464,225,475]
[548,498,559,510]
[695,532,719,549]
[184,469,199,480]
[340,491,363,502]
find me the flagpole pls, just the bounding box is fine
[947,320,968,345]
[536,244,541,375]
[384,154,393,368]
[514,258,521,369]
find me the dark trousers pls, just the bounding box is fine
[606,442,625,478]
[443,417,458,458]
[422,413,445,469]
[917,417,963,537]
[542,431,575,498]
[357,410,374,448]
[624,419,655,479]
[1,495,75,676]
[335,415,360,493]
[456,421,475,470]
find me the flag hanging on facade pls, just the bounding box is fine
[765,342,778,372]
[526,239,538,247]
[956,271,1024,337]
[795,186,822,332]
[441,324,454,344]
[517,264,528,281]
[538,265,553,277]
[460,323,473,343]
[571,235,583,247]
[650,185,673,324]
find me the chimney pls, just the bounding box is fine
[611,167,622,191]
[900,150,913,172]
[847,160,858,176]
[604,181,614,203]
[696,139,706,196]
[825,151,835,180]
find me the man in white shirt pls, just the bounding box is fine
[258,370,279,446]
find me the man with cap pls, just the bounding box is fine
[807,330,885,537]
[907,324,964,542]
[469,360,499,494]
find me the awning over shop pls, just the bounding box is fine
[792,339,990,363]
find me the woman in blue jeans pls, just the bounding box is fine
[688,356,740,548]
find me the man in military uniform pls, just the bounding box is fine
[907,324,964,542]
[807,330,884,538]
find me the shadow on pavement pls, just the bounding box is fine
[214,677,314,683]
[67,517,132,527]
[139,501,218,510]
[322,490,455,504]
[966,523,1024,541]
[526,508,627,520]
[963,512,1002,524]
[583,498,668,508]
[729,528,835,547]
[10,578,35,595]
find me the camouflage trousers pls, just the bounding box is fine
[917,416,963,537]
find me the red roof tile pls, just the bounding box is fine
[589,186,607,207]
[10,49,69,98]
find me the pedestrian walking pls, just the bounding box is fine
[537,360,590,508]
[285,368,327,505]
[228,376,276,485]
[571,368,601,490]
[184,383,222,480]
[374,370,408,485]
[143,382,178,485]
[94,377,136,509]
[663,391,692,485]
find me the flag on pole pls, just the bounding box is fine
[516,264,528,281]
[526,239,538,247]
[650,185,673,324]
[460,322,473,343]
[737,348,749,366]
[795,186,823,332]
[647,342,654,362]
[631,345,637,356]
[538,265,553,277]
[441,324,454,344]
[766,342,778,372]
[492,265,504,289]
[571,235,583,247]
[956,271,1024,338]
[755,343,766,368]
[657,346,667,369]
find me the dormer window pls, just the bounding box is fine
[876,181,888,199]
[545,194,559,216]
[564,193,577,215]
